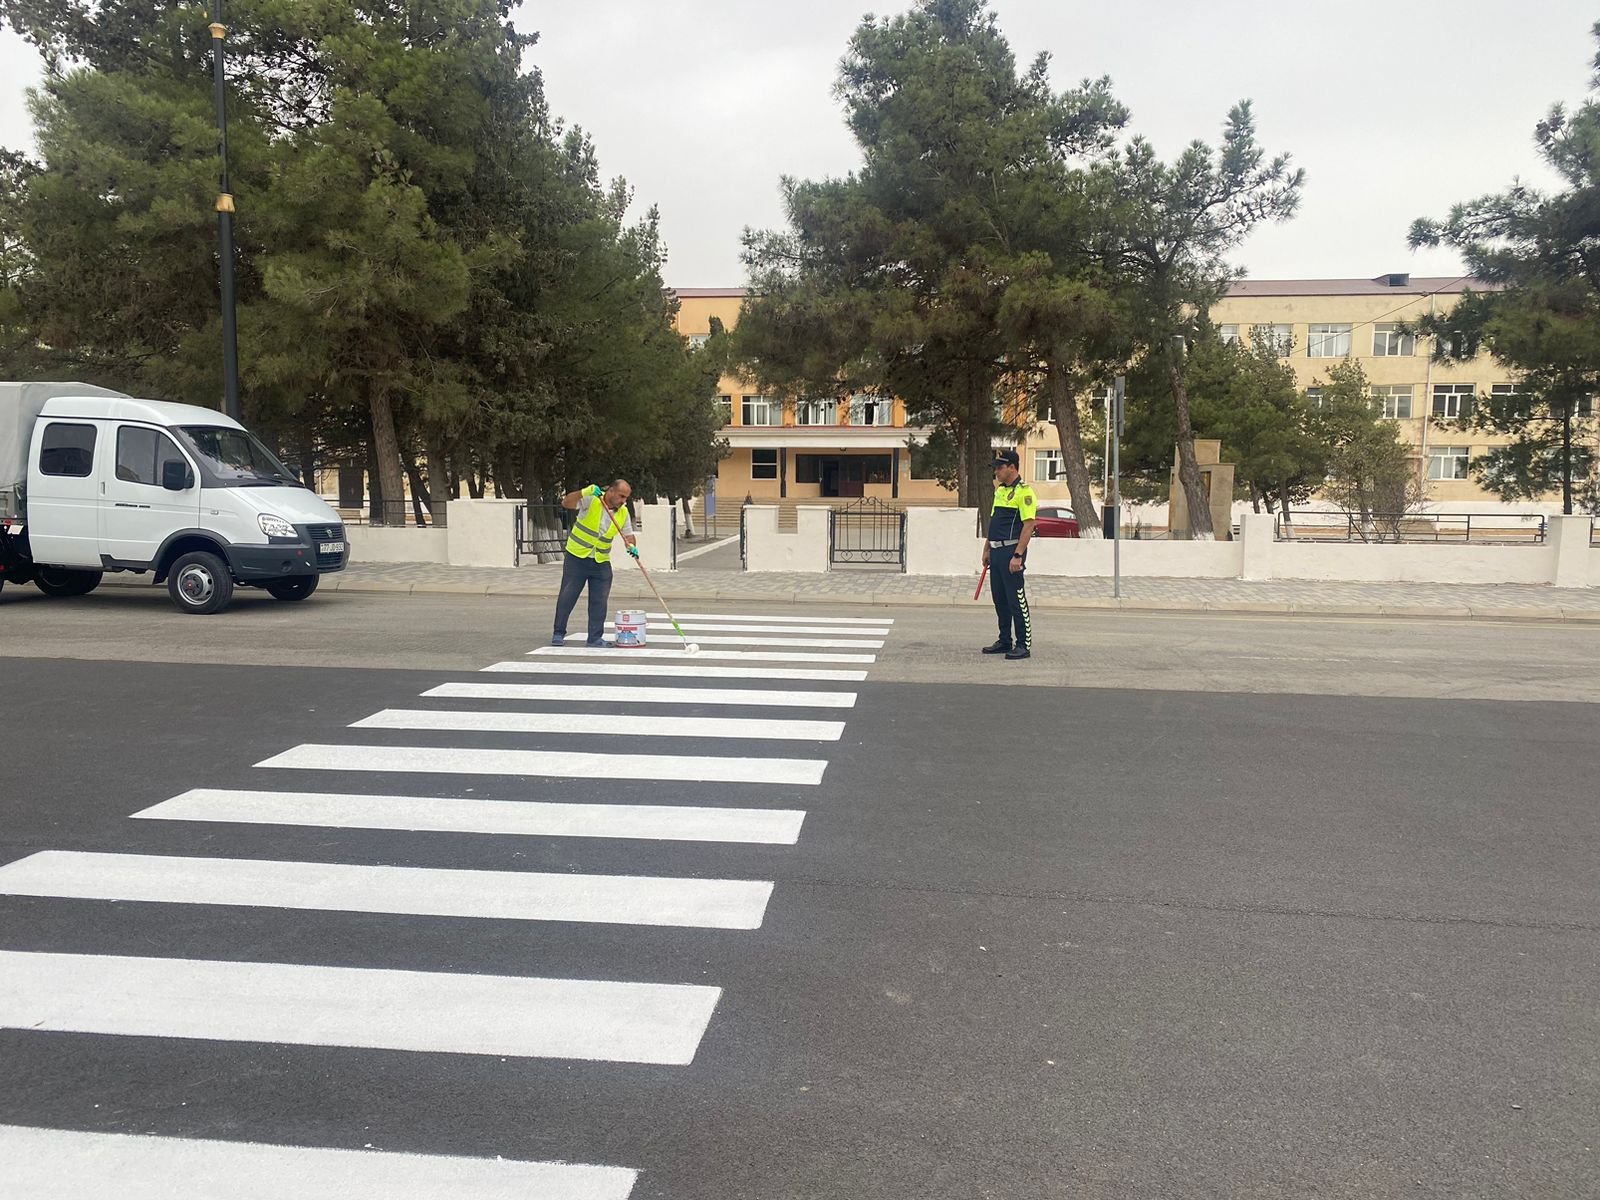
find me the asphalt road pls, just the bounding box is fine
[0,593,1595,1198]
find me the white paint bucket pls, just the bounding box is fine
[614,610,648,648]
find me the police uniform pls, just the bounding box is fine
[986,470,1037,657]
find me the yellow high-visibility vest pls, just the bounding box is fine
[564,492,626,562]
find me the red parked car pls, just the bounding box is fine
[1032,507,1080,538]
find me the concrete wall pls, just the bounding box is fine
[905,508,981,575]
[632,501,677,571]
[744,505,829,573]
[446,499,521,569]
[349,526,448,565]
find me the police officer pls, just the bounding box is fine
[981,449,1036,660]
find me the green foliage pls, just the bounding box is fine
[1,0,723,509]
[737,0,1126,510]
[1410,25,1600,513]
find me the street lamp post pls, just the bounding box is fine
[1111,374,1124,599]
[209,4,241,421]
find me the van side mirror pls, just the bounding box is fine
[163,460,194,491]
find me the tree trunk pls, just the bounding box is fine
[1046,361,1102,538]
[365,431,383,524]
[298,433,317,493]
[426,435,450,526]
[368,388,407,528]
[1561,408,1574,515]
[1168,359,1214,540]
[681,495,695,537]
[402,449,430,526]
[964,381,996,515]
[1249,484,1262,515]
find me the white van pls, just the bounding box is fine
[1,382,348,614]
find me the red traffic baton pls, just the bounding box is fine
[973,563,988,600]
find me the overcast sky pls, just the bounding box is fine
[3,1,1595,287]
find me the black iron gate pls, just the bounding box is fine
[515,504,572,566]
[828,497,906,570]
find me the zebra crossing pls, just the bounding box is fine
[0,608,892,1197]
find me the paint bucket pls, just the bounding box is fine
[614,609,648,648]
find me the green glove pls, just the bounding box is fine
[588,484,604,498]
[627,544,640,559]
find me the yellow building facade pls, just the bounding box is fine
[674,276,1597,511]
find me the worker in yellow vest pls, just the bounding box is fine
[552,479,638,647]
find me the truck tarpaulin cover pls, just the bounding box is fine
[1,382,128,517]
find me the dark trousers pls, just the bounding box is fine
[553,551,613,643]
[989,547,1032,649]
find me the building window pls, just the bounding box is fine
[1256,324,1294,356]
[848,394,890,425]
[715,395,732,425]
[1370,385,1414,419]
[795,398,835,426]
[751,448,778,480]
[1580,396,1595,418]
[794,454,821,484]
[1219,324,1240,346]
[686,333,710,350]
[742,395,778,426]
[864,454,892,484]
[1033,450,1063,482]
[1308,324,1352,358]
[1372,323,1415,357]
[39,423,97,477]
[1490,383,1531,419]
[1428,445,1471,481]
[1305,387,1324,409]
[1432,384,1475,419]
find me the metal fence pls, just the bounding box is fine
[828,497,907,570]
[342,499,447,528]
[514,502,674,568]
[515,503,573,566]
[1274,512,1548,545]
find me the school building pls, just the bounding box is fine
[673,276,1598,515]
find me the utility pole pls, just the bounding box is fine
[209,4,241,421]
[1112,374,1124,598]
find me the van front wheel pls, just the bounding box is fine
[266,576,319,602]
[167,551,234,614]
[35,568,103,598]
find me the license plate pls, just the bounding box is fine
[320,541,345,555]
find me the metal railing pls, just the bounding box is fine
[1274,512,1548,544]
[515,503,573,566]
[339,499,447,528]
[828,497,907,570]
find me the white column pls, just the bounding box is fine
[633,501,677,570]
[445,498,522,568]
[1239,511,1276,581]
[1549,514,1592,588]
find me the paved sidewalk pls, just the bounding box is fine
[262,560,1600,621]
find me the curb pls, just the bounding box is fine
[100,574,1600,623]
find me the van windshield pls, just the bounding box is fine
[177,426,297,486]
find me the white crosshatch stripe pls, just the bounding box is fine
[606,621,890,636]
[424,682,856,709]
[637,611,891,625]
[352,708,845,742]
[483,660,869,683]
[0,851,776,930]
[0,1125,639,1200]
[133,789,807,845]
[613,634,884,648]
[256,743,829,785]
[0,951,722,1064]
[532,646,875,664]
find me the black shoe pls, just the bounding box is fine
[981,640,1013,655]
[1005,646,1031,660]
